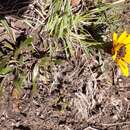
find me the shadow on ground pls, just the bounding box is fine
[0,0,32,16]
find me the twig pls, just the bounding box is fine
[101,121,130,127]
[112,0,125,5]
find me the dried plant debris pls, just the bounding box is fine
[0,0,130,130]
[0,45,130,130]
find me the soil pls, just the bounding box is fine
[0,0,130,130]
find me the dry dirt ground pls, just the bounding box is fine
[0,0,130,130]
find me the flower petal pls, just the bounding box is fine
[117,31,128,44]
[125,44,130,55]
[117,59,129,77]
[123,44,130,63]
[125,35,130,44]
[112,52,117,60]
[123,55,130,64]
[126,43,130,49]
[113,32,118,46]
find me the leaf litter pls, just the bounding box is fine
[0,0,130,130]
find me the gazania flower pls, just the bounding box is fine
[112,31,130,77]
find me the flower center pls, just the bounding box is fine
[117,45,126,58]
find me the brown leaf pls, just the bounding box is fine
[12,88,21,112]
[71,0,81,7]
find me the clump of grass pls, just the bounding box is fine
[0,34,34,94]
[46,0,125,57]
[46,0,73,38]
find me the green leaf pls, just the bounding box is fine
[14,36,33,59]
[0,66,12,75]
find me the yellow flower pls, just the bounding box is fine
[112,31,130,77]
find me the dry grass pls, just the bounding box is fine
[0,0,130,130]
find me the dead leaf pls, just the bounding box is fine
[71,0,81,7]
[12,88,21,112]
